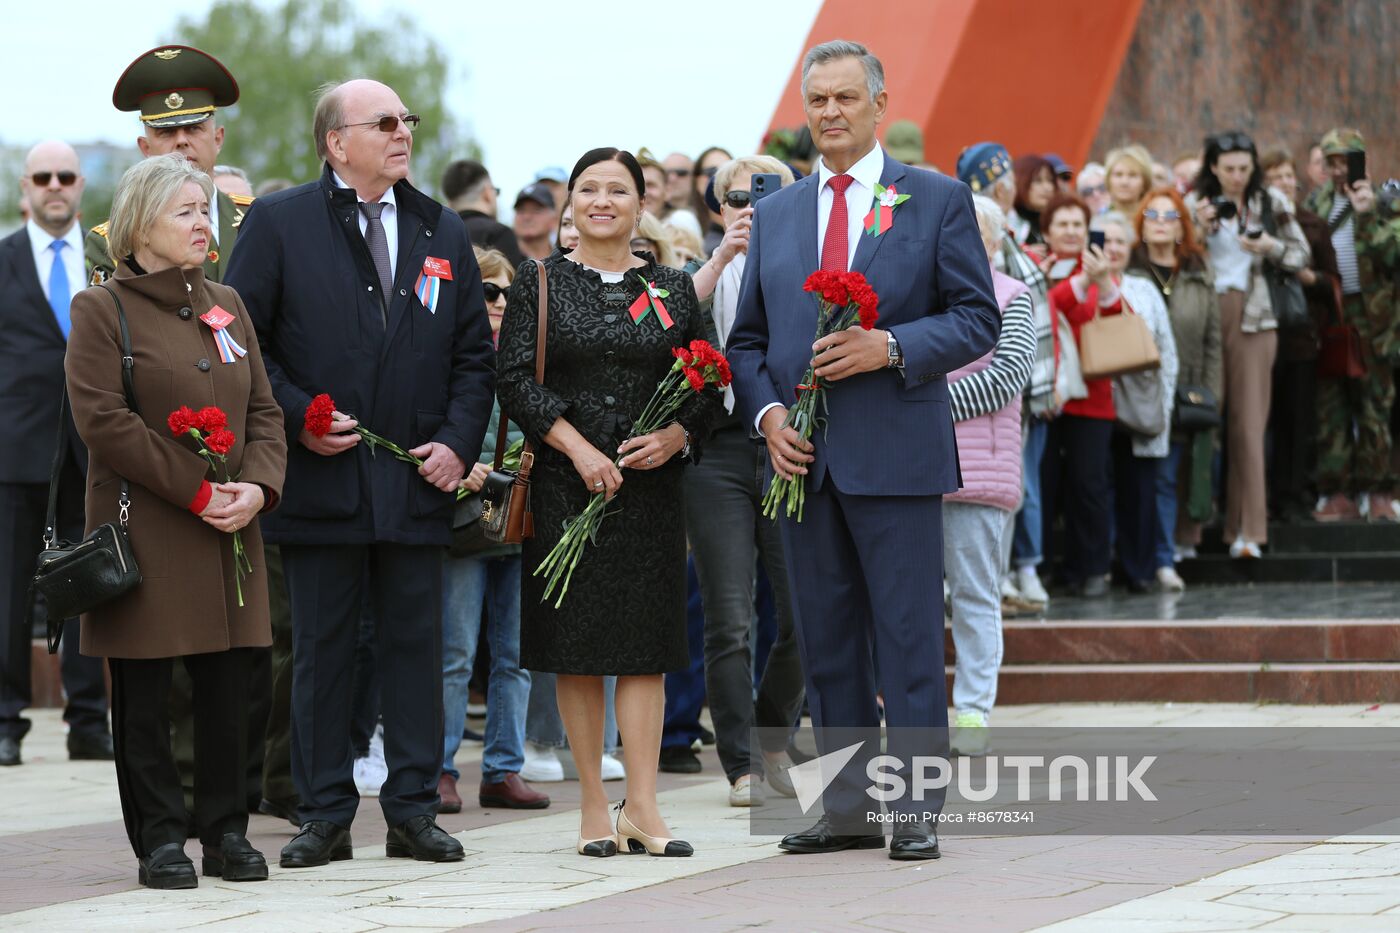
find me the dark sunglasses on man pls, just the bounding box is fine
[666,167,691,179]
[482,282,510,302]
[29,171,78,187]
[341,114,421,133]
[724,190,753,209]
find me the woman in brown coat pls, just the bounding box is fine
[65,155,286,889]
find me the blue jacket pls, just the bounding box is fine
[727,150,1000,496]
[225,165,495,545]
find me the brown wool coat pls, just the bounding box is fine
[65,261,286,659]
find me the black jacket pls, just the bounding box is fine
[0,226,85,484]
[226,165,495,546]
[458,209,525,267]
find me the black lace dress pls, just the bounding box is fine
[496,252,723,675]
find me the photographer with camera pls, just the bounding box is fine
[1188,131,1310,559]
[1303,129,1400,523]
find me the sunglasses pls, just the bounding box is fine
[1143,209,1181,222]
[666,168,691,179]
[724,190,752,209]
[1212,132,1254,153]
[482,282,510,302]
[30,171,78,187]
[340,114,421,133]
[1078,184,1107,197]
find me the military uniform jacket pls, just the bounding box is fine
[1304,182,1400,357]
[224,165,495,546]
[85,186,251,284]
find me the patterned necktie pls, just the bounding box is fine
[821,174,854,272]
[48,240,71,339]
[359,201,392,328]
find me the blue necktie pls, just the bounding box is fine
[48,240,71,339]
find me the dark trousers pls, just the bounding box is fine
[1043,415,1114,584]
[260,545,297,806]
[350,601,381,758]
[0,472,108,741]
[1112,433,1160,587]
[684,426,804,781]
[282,543,443,828]
[780,481,947,828]
[1269,357,1318,515]
[661,556,707,750]
[109,649,251,858]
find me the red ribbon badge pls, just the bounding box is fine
[627,279,674,330]
[423,257,453,280]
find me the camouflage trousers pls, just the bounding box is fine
[1315,295,1396,494]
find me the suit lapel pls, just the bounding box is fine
[796,174,820,277]
[13,228,69,343]
[851,153,908,277]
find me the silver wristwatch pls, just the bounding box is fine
[886,331,904,369]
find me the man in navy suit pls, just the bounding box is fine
[0,141,112,768]
[226,79,494,867]
[728,40,1000,859]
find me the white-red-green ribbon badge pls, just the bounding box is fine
[864,183,911,237]
[199,305,246,364]
[627,275,674,329]
[415,256,453,315]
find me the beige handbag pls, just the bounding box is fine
[1077,295,1161,381]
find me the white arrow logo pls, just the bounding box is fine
[788,741,865,814]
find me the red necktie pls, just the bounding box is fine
[821,174,854,272]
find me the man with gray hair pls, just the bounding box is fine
[729,39,1000,860]
[227,78,495,869]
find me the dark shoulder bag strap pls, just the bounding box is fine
[100,284,139,525]
[493,259,548,476]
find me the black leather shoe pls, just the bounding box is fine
[279,820,353,868]
[778,815,885,854]
[67,731,115,761]
[138,842,197,889]
[258,797,303,828]
[386,815,464,862]
[0,736,19,766]
[889,820,941,861]
[202,833,269,881]
[659,745,702,773]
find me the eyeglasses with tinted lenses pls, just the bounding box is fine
[30,171,78,187]
[666,168,691,178]
[724,191,752,209]
[1213,133,1253,153]
[341,114,421,133]
[1143,209,1181,222]
[1079,184,1107,197]
[482,283,510,302]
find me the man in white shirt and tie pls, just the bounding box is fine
[0,141,113,767]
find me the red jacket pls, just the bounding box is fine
[1048,257,1123,420]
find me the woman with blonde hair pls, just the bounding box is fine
[1104,144,1155,219]
[633,212,678,268]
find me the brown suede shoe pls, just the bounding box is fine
[479,773,550,809]
[437,772,462,814]
[1313,494,1360,522]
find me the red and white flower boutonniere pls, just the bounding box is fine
[864,183,911,237]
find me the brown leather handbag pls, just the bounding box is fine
[1078,294,1162,381]
[480,259,548,543]
[1317,278,1365,380]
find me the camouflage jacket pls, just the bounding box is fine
[1304,182,1400,355]
[83,187,252,285]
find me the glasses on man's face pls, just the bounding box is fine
[1142,209,1181,222]
[666,168,691,179]
[482,283,510,302]
[29,171,78,187]
[1079,184,1107,197]
[341,114,421,133]
[724,190,752,209]
[1212,132,1253,153]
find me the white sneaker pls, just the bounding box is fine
[951,709,990,757]
[600,752,626,781]
[728,774,765,807]
[557,747,627,781]
[353,725,387,796]
[1015,567,1049,606]
[520,742,565,783]
[1173,545,1198,563]
[1228,537,1262,559]
[1156,566,1186,592]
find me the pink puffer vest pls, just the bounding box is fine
[946,269,1026,512]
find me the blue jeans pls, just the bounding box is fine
[1155,440,1185,569]
[524,672,618,754]
[1012,418,1049,569]
[442,555,529,784]
[945,502,1005,714]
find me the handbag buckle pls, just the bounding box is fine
[118,491,131,527]
[481,500,494,524]
[42,525,54,549]
[520,450,535,472]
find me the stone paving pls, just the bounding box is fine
[2,702,1398,931]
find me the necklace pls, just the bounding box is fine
[1146,259,1178,297]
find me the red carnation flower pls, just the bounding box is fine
[684,368,706,392]
[672,347,694,367]
[714,356,733,387]
[305,393,337,438]
[168,406,197,437]
[195,406,228,434]
[204,428,236,456]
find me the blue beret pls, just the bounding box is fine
[956,142,1013,195]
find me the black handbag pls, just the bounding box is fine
[30,286,142,653]
[1172,384,1222,431]
[450,468,517,556]
[1260,195,1309,329]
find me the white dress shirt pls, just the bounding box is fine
[27,219,85,308]
[208,194,220,245]
[333,171,398,280]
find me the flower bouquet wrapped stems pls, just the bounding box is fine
[534,340,731,608]
[761,270,879,522]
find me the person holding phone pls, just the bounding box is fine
[683,156,806,807]
[1303,128,1400,523]
[1036,192,1123,597]
[1187,131,1310,558]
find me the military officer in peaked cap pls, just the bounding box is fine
[85,45,253,284]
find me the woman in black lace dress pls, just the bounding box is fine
[497,148,722,858]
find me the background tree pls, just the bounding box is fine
[178,0,478,195]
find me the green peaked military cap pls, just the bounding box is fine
[113,45,239,127]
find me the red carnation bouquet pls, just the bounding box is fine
[169,405,253,606]
[761,270,879,522]
[535,339,731,607]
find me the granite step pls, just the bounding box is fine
[1176,552,1400,585]
[1193,521,1400,555]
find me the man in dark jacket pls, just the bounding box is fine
[226,79,495,868]
[442,159,524,267]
